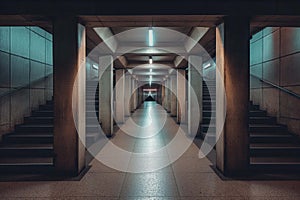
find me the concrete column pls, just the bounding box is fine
[138,86,143,106]
[177,69,186,124]
[53,16,86,175]
[99,56,113,137]
[134,80,138,109]
[124,74,131,117]
[216,16,250,176]
[115,69,125,123]
[161,84,165,107]
[166,78,171,112]
[188,55,203,136]
[130,78,135,112]
[170,74,177,117]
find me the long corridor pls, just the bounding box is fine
[1,101,300,199]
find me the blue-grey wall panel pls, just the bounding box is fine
[10,27,29,58]
[30,31,46,62]
[0,27,10,52]
[0,51,10,88]
[45,39,53,65]
[30,61,45,84]
[10,55,29,88]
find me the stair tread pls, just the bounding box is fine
[7,133,53,137]
[250,143,300,148]
[249,124,284,128]
[250,134,293,137]
[18,124,53,128]
[0,157,53,164]
[0,143,53,149]
[251,157,300,163]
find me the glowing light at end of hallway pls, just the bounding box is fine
[149,56,153,64]
[149,75,152,86]
[148,28,154,47]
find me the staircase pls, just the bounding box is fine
[0,80,102,173]
[0,99,55,173]
[86,80,102,147]
[249,101,300,171]
[200,80,216,143]
[200,80,300,171]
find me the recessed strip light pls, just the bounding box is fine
[148,28,154,47]
[203,63,211,69]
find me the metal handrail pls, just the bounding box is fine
[251,74,300,99]
[0,73,53,99]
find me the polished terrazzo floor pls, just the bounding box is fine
[1,101,300,199]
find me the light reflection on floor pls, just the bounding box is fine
[1,101,300,199]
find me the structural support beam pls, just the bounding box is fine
[170,74,177,117]
[130,78,136,112]
[99,55,113,137]
[188,55,203,136]
[53,16,86,175]
[115,69,125,123]
[216,16,250,176]
[166,78,171,112]
[177,69,186,124]
[124,74,131,117]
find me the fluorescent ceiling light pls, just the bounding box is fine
[204,63,211,69]
[92,64,98,69]
[149,28,154,47]
[150,68,153,73]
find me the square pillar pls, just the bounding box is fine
[166,78,171,112]
[161,84,165,107]
[216,16,250,176]
[170,74,177,117]
[130,78,135,112]
[99,56,113,137]
[188,55,203,136]
[53,16,86,175]
[115,69,125,123]
[125,74,131,117]
[177,69,186,124]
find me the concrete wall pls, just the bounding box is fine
[0,26,53,137]
[250,27,300,136]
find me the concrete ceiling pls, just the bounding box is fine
[2,14,300,84]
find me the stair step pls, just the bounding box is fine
[39,104,53,110]
[3,133,53,144]
[202,117,216,124]
[24,116,54,124]
[250,157,300,171]
[250,134,295,143]
[203,110,215,117]
[32,110,53,117]
[15,124,53,133]
[249,124,287,132]
[249,116,276,124]
[250,143,300,157]
[0,144,54,157]
[249,110,267,117]
[249,104,260,110]
[86,111,99,117]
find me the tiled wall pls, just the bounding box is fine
[0,27,53,137]
[250,27,300,136]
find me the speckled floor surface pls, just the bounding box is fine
[0,102,300,199]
